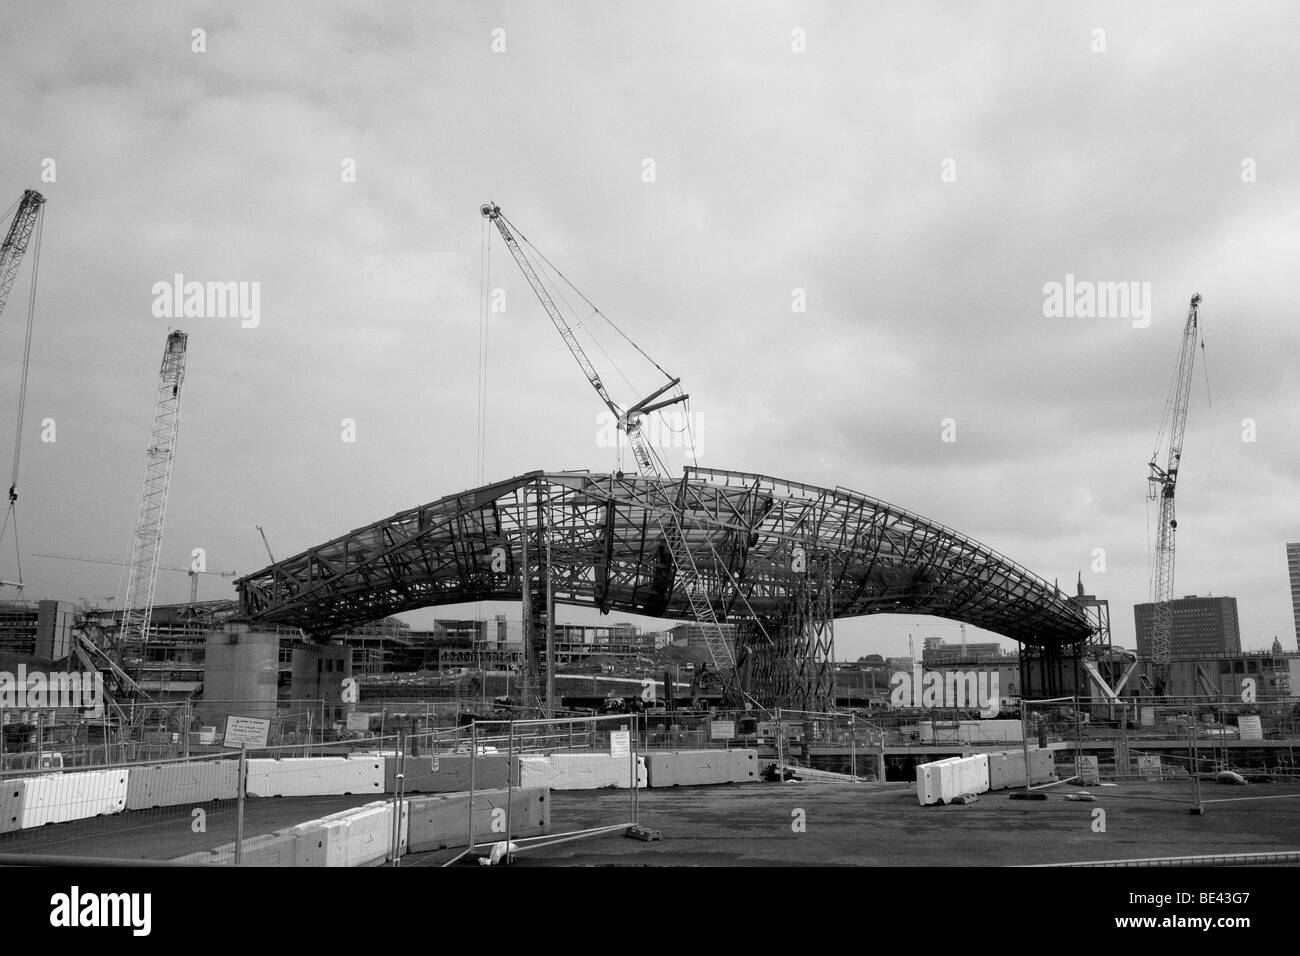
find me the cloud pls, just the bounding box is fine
[1,1,1295,655]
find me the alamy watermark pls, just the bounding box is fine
[596,409,703,457]
[0,667,103,711]
[889,665,1001,718]
[151,273,260,328]
[50,886,151,936]
[1042,273,1151,328]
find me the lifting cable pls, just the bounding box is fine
[502,213,676,383]
[524,226,770,655]
[0,203,43,588]
[477,217,491,486]
[500,211,774,695]
[1200,334,1211,408]
[474,219,492,633]
[509,221,695,472]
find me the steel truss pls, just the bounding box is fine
[235,467,1093,707]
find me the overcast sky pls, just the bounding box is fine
[2,1,1298,660]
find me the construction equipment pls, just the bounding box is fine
[0,190,44,334]
[33,551,238,605]
[1146,294,1204,696]
[256,525,276,563]
[119,331,189,656]
[0,189,47,591]
[480,201,743,705]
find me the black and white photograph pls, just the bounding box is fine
[0,0,1295,927]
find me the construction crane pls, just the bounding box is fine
[256,525,276,563]
[0,189,44,333]
[480,201,744,705]
[1146,293,1204,697]
[0,189,47,590]
[119,331,189,655]
[33,552,238,605]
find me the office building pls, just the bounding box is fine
[1133,595,1241,658]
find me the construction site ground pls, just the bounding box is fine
[3,778,1300,866]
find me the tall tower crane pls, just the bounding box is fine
[1146,293,1203,697]
[0,189,47,590]
[0,189,44,330]
[119,331,189,655]
[480,201,744,705]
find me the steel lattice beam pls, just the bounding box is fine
[236,467,1093,707]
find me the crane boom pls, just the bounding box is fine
[480,203,623,419]
[256,525,276,563]
[1147,293,1202,695]
[480,201,741,698]
[119,331,189,655]
[0,189,44,327]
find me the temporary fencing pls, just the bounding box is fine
[427,713,643,866]
[0,750,243,861]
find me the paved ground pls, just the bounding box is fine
[3,779,1299,866]
[444,780,1300,867]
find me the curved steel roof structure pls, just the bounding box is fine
[235,466,1093,650]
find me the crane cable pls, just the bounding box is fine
[501,213,677,383]
[477,217,491,486]
[502,210,776,695]
[509,220,697,470]
[508,217,767,652]
[0,202,44,588]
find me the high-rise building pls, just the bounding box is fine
[1133,595,1241,658]
[1287,542,1300,649]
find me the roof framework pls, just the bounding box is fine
[235,467,1093,651]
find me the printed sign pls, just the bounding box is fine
[1136,755,1162,780]
[223,715,270,749]
[1237,715,1263,741]
[610,729,630,758]
[346,712,371,732]
[710,720,735,740]
[1076,755,1099,784]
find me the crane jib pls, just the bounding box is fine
[1146,294,1203,690]
[482,200,749,704]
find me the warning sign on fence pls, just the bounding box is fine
[610,729,630,757]
[223,715,270,749]
[1237,715,1263,740]
[710,720,735,740]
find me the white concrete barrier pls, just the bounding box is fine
[916,755,990,806]
[0,778,28,834]
[645,749,759,787]
[917,757,959,806]
[987,749,1056,790]
[125,760,238,810]
[246,756,384,797]
[175,800,408,867]
[406,787,550,853]
[293,800,409,867]
[19,770,129,826]
[516,753,646,790]
[957,753,989,795]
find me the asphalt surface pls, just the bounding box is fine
[3,779,1299,866]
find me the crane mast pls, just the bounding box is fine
[1147,293,1201,696]
[480,201,741,701]
[0,189,45,328]
[119,330,189,658]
